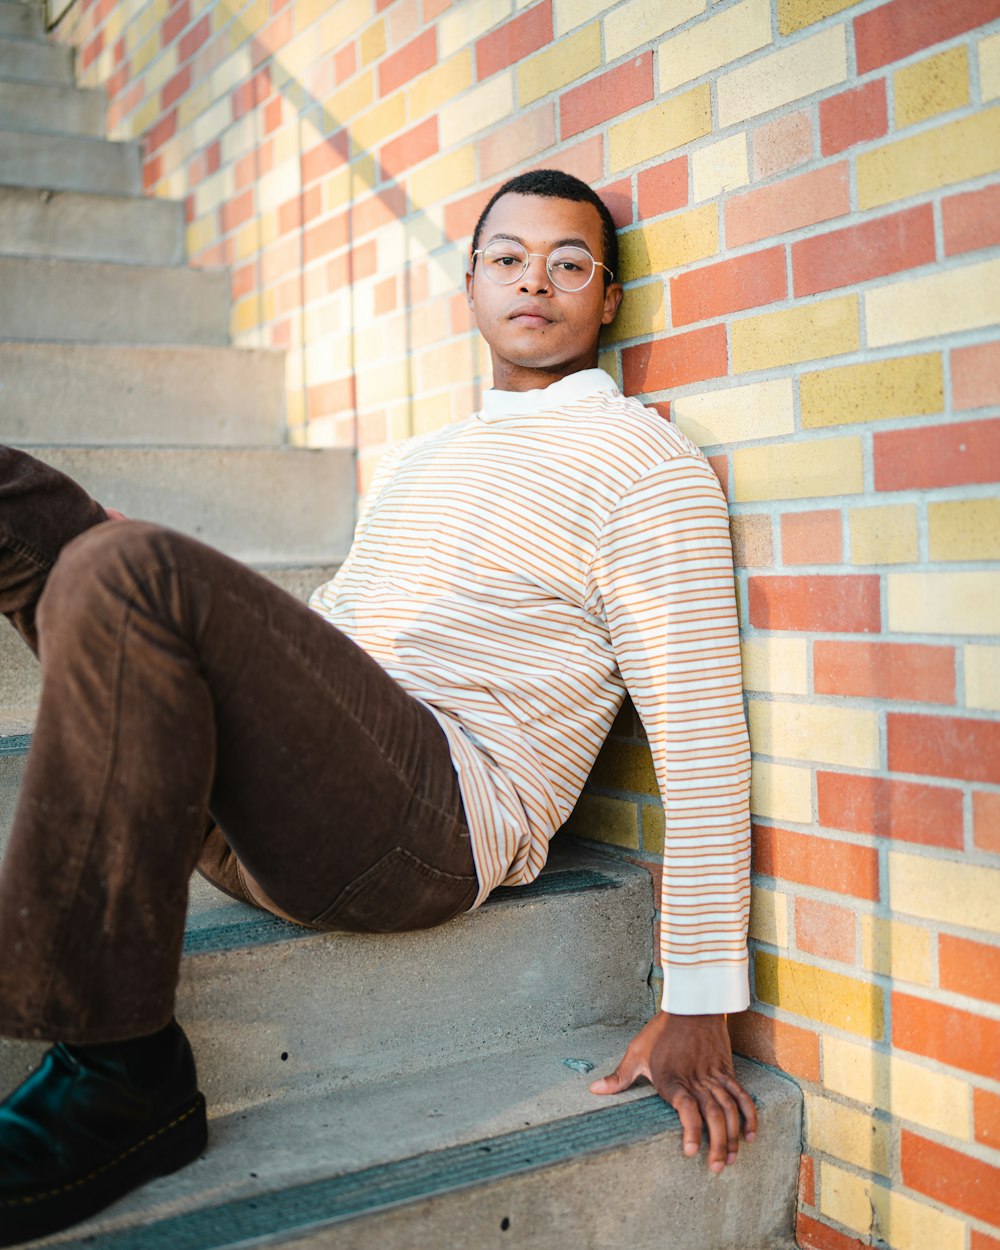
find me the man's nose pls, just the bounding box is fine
[519,253,551,292]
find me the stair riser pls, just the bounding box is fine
[0,132,141,195]
[0,2,45,38]
[0,80,106,136]
[0,36,72,84]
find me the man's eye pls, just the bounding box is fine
[554,260,584,272]
[490,254,520,267]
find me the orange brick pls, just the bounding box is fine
[599,176,633,229]
[479,104,556,180]
[797,1213,868,1250]
[380,116,437,178]
[80,30,103,70]
[373,276,397,316]
[161,65,190,110]
[334,41,356,83]
[795,896,855,963]
[894,990,1000,1079]
[799,1154,816,1206]
[940,934,1000,1006]
[730,514,773,568]
[219,189,254,234]
[161,0,189,45]
[749,575,880,633]
[670,247,786,328]
[708,453,729,499]
[302,133,349,185]
[855,0,1000,73]
[781,509,842,565]
[953,341,1000,410]
[875,418,1000,490]
[303,213,349,263]
[973,1235,1000,1250]
[637,156,688,219]
[560,53,653,140]
[179,13,210,60]
[901,1129,1000,1227]
[353,184,407,239]
[726,162,850,248]
[378,27,436,96]
[306,377,355,421]
[943,183,1000,257]
[814,640,955,704]
[820,78,888,156]
[752,823,880,901]
[974,1087,1000,1150]
[889,712,1000,785]
[817,772,964,848]
[231,260,256,299]
[538,133,603,186]
[792,204,936,297]
[621,325,728,395]
[476,0,552,80]
[728,1007,820,1081]
[232,68,270,122]
[235,142,273,191]
[974,791,1000,854]
[752,109,812,180]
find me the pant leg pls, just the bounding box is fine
[0,520,475,1045]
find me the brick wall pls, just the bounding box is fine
[55,0,1000,1245]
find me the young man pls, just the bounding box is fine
[0,169,755,1246]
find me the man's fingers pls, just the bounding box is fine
[693,1088,730,1172]
[711,1082,742,1161]
[723,1076,759,1140]
[671,1089,704,1158]
[589,1052,642,1096]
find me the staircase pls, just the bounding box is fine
[0,3,802,1245]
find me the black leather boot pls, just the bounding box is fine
[0,1018,207,1246]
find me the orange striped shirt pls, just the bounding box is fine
[310,369,750,1014]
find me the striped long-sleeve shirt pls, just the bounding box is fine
[310,368,751,1015]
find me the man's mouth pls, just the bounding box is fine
[508,303,554,327]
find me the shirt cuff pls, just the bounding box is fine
[659,961,750,1016]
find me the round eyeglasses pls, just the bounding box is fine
[471,240,614,292]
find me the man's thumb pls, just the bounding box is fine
[589,1061,636,1096]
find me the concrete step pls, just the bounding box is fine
[0,256,232,343]
[0,129,141,194]
[0,1,45,39]
[0,344,286,444]
[0,32,72,84]
[0,78,106,136]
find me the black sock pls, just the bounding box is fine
[69,1020,180,1089]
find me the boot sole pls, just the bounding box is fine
[0,1091,208,1246]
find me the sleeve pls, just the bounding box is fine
[589,454,751,1016]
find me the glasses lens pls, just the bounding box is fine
[547,246,596,291]
[481,240,528,284]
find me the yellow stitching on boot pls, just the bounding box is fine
[0,1098,203,1208]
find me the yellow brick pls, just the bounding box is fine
[554,0,607,35]
[438,0,508,59]
[718,25,847,127]
[231,294,261,336]
[691,133,750,202]
[295,0,367,38]
[144,44,178,94]
[322,166,352,213]
[131,33,157,75]
[966,644,1000,712]
[660,0,772,94]
[890,851,1000,933]
[982,29,1000,102]
[229,0,267,50]
[177,80,213,130]
[821,1164,965,1250]
[323,70,375,129]
[733,295,859,373]
[598,346,621,386]
[749,760,813,824]
[184,214,217,257]
[618,203,717,283]
[756,952,883,1038]
[408,145,475,209]
[850,504,919,566]
[604,280,666,344]
[859,915,933,986]
[518,23,602,108]
[748,884,790,947]
[350,94,407,156]
[674,378,794,447]
[869,256,1000,348]
[605,0,703,61]
[859,107,1000,209]
[440,72,513,147]
[800,353,943,428]
[563,793,639,850]
[929,498,1000,561]
[590,739,658,797]
[609,85,712,173]
[733,436,863,502]
[356,358,409,409]
[823,1035,972,1138]
[741,637,809,695]
[191,96,230,150]
[778,0,857,34]
[803,1092,890,1175]
[888,571,1000,635]
[234,219,262,262]
[359,17,385,67]
[408,51,474,120]
[895,45,970,130]
[131,96,159,138]
[641,803,665,855]
[748,700,879,770]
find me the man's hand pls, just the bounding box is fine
[105,508,128,522]
[589,1012,757,1172]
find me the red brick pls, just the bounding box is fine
[796,1212,869,1250]
[752,109,812,180]
[599,177,633,229]
[378,27,435,96]
[814,641,955,704]
[974,791,1000,854]
[974,1087,1000,1150]
[235,141,273,190]
[381,116,437,178]
[261,235,297,286]
[894,990,1000,1079]
[373,276,397,316]
[726,162,850,248]
[353,184,407,238]
[107,64,128,99]
[476,0,552,80]
[219,188,254,234]
[795,897,855,963]
[728,1008,820,1081]
[752,823,880,901]
[334,41,356,83]
[231,68,270,120]
[424,0,450,16]
[251,10,293,65]
[303,213,349,263]
[748,575,880,633]
[943,183,1000,257]
[161,0,189,45]
[231,260,256,300]
[81,30,103,70]
[708,454,729,498]
[889,712,1000,785]
[161,65,190,109]
[902,1129,1000,1226]
[953,341,1000,411]
[817,772,963,848]
[792,204,935,298]
[637,156,688,219]
[781,509,842,565]
[621,325,728,394]
[307,377,355,420]
[560,53,653,140]
[940,935,1000,1006]
[670,246,786,328]
[179,13,209,60]
[973,1231,1000,1250]
[142,154,162,191]
[262,96,282,136]
[145,109,177,153]
[819,78,888,156]
[874,418,1000,490]
[302,132,349,184]
[855,0,1000,74]
[444,178,503,242]
[113,35,125,65]
[537,134,603,186]
[798,1154,816,1207]
[479,104,556,180]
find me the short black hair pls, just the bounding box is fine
[470,168,619,285]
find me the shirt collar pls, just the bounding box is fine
[479,368,619,421]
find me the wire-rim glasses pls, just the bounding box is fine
[471,240,614,292]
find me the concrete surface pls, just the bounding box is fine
[0,78,106,136]
[0,0,44,38]
[0,185,181,263]
[0,128,141,194]
[0,32,72,83]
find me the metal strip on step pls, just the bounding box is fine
[0,733,30,755]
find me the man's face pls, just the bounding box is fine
[465,192,622,392]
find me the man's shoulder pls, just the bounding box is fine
[567,387,708,469]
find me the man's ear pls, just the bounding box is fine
[465,264,475,309]
[601,281,624,326]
